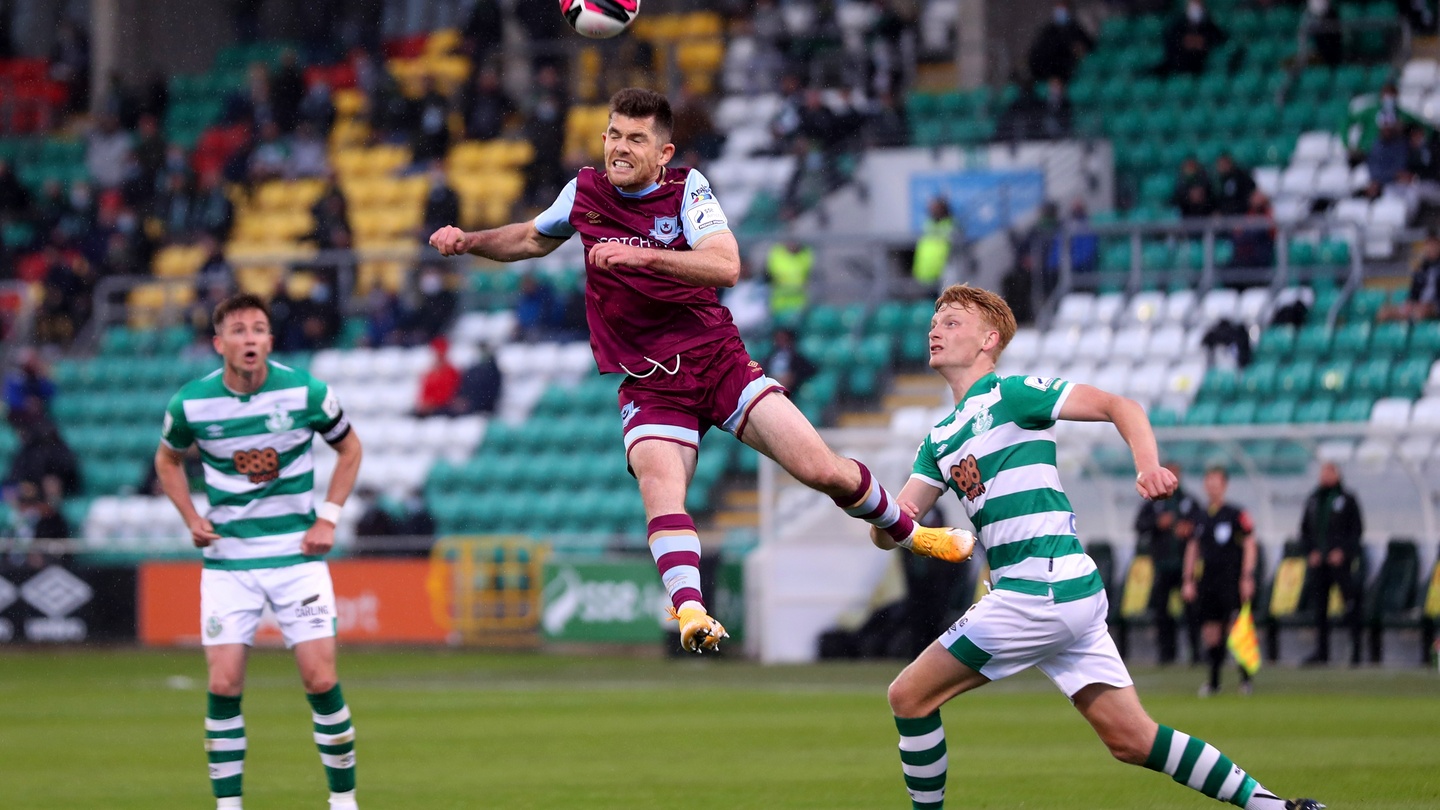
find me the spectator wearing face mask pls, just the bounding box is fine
[1344,83,1426,157]
[421,162,461,237]
[1161,0,1226,75]
[1027,1,1094,84]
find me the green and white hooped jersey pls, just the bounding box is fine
[911,372,1103,603]
[161,361,350,570]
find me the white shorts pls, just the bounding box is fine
[200,561,337,648]
[938,587,1133,699]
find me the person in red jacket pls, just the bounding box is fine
[415,336,460,417]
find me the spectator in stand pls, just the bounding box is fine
[309,176,351,249]
[86,112,134,190]
[1388,126,1440,213]
[763,327,818,397]
[191,170,234,241]
[296,79,336,135]
[1027,1,1094,84]
[722,260,771,338]
[1134,462,1201,666]
[406,262,458,343]
[148,169,195,243]
[862,88,909,148]
[1212,152,1256,216]
[287,121,330,178]
[50,18,90,113]
[361,284,405,346]
[1379,231,1440,321]
[462,0,504,67]
[248,120,289,185]
[9,481,70,541]
[912,196,955,296]
[415,336,461,417]
[1046,200,1099,280]
[450,346,503,416]
[4,350,55,427]
[1303,0,1344,67]
[1172,157,1216,217]
[420,162,461,236]
[995,81,1046,142]
[0,160,30,220]
[1367,120,1411,187]
[1161,0,1226,75]
[137,68,170,122]
[1298,461,1365,666]
[132,114,168,204]
[522,64,569,207]
[1343,83,1424,156]
[514,272,559,341]
[194,236,235,294]
[412,77,452,163]
[353,486,394,538]
[1231,190,1275,268]
[271,49,306,134]
[6,420,81,500]
[766,238,814,318]
[461,66,517,141]
[515,0,570,70]
[671,87,723,161]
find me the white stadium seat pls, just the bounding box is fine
[1165,360,1207,401]
[1093,292,1126,327]
[1411,395,1440,428]
[1199,288,1240,324]
[447,416,487,459]
[1354,438,1393,469]
[1039,327,1080,364]
[1315,439,1355,464]
[891,405,935,437]
[1147,324,1186,362]
[1426,362,1440,396]
[1071,325,1114,363]
[1369,398,1411,429]
[1237,287,1272,325]
[1123,291,1167,326]
[1400,58,1439,94]
[1253,166,1282,198]
[1162,289,1197,326]
[1312,162,1351,199]
[1293,131,1343,165]
[1003,329,1040,366]
[451,312,491,345]
[1397,435,1435,463]
[1054,292,1096,327]
[448,342,481,370]
[1272,196,1309,226]
[1059,360,1097,385]
[556,342,595,379]
[1129,360,1171,401]
[1332,198,1370,226]
[310,349,344,382]
[416,416,455,454]
[338,349,375,381]
[1279,164,1316,197]
[1349,163,1371,193]
[1109,325,1150,365]
[1090,363,1132,398]
[400,346,432,376]
[1370,196,1409,230]
[370,346,407,380]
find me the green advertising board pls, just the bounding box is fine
[540,557,745,644]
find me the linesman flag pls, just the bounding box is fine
[1227,602,1262,675]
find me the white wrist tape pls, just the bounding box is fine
[315,501,343,525]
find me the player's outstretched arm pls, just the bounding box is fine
[154,444,219,547]
[429,221,567,262]
[870,477,944,550]
[1057,383,1176,500]
[588,230,741,287]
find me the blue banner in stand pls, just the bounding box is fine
[909,169,1046,240]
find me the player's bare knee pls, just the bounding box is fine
[1107,736,1150,766]
[304,674,337,695]
[887,677,924,717]
[793,454,850,496]
[208,675,243,696]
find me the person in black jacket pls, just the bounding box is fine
[1298,462,1364,665]
[1182,466,1256,696]
[1134,462,1201,665]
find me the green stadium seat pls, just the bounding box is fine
[1351,359,1393,397]
[1293,324,1331,358]
[1218,398,1259,425]
[1315,359,1353,395]
[1255,326,1295,360]
[802,305,846,339]
[1345,289,1387,323]
[1255,398,1298,424]
[1197,366,1240,400]
[1407,321,1440,360]
[1332,397,1374,422]
[1240,360,1278,397]
[1248,105,1281,136]
[1318,239,1351,266]
[1309,288,1340,324]
[1371,322,1409,356]
[1184,400,1220,425]
[1389,358,1430,398]
[1332,322,1372,358]
[1267,440,1311,475]
[1287,240,1318,267]
[1275,361,1315,396]
[1293,396,1335,423]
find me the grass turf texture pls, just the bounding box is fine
[1,649,1436,809]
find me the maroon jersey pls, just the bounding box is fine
[563,166,739,374]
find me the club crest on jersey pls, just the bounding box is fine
[648,216,680,245]
[972,403,993,435]
[265,406,294,433]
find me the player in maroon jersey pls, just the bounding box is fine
[430,88,973,652]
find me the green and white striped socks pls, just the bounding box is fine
[205,692,245,803]
[306,684,357,803]
[895,713,947,810]
[1145,724,1287,809]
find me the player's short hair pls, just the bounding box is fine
[1204,465,1229,481]
[212,293,271,332]
[608,87,673,143]
[934,284,1017,358]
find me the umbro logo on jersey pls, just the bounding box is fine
[206,424,224,438]
[585,211,602,222]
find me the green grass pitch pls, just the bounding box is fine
[1,648,1436,809]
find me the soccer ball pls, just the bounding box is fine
[559,0,640,39]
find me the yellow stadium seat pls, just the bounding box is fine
[498,139,534,167]
[152,245,207,278]
[482,196,513,227]
[677,40,725,74]
[333,88,366,118]
[396,175,428,205]
[328,119,371,150]
[459,197,486,230]
[425,28,461,56]
[682,12,723,37]
[236,265,285,296]
[428,55,471,95]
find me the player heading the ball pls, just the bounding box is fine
[429,87,973,653]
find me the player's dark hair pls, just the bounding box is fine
[1204,465,1229,481]
[609,87,673,143]
[213,292,271,332]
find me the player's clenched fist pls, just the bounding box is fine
[1135,466,1178,501]
[429,225,471,256]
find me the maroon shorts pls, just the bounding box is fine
[617,334,785,457]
